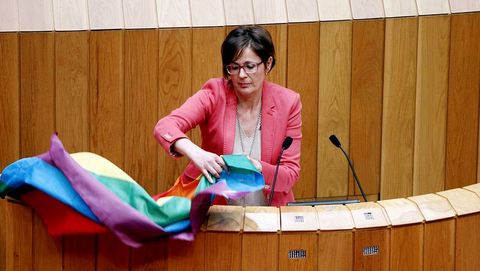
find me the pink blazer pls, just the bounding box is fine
[154,78,302,206]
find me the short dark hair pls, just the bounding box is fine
[221,25,276,78]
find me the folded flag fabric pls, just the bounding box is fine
[0,134,264,247]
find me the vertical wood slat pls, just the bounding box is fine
[263,24,287,86]
[318,231,353,271]
[354,229,390,270]
[20,32,62,271]
[124,29,158,194]
[317,21,352,198]
[446,13,480,189]
[5,201,33,271]
[190,27,225,145]
[350,19,385,198]
[55,31,94,271]
[205,233,242,271]
[455,214,480,270]
[423,219,455,271]
[242,233,278,271]
[0,33,19,170]
[287,23,319,199]
[167,233,205,271]
[157,29,192,192]
[413,15,450,195]
[89,30,129,271]
[380,18,418,200]
[131,241,168,271]
[389,224,423,271]
[279,233,318,271]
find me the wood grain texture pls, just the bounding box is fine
[383,0,418,17]
[19,32,59,271]
[223,0,255,26]
[424,219,455,271]
[317,0,352,21]
[191,27,225,144]
[414,15,450,195]
[455,214,480,270]
[285,0,319,23]
[242,233,278,271]
[0,33,19,170]
[87,0,124,30]
[381,18,418,199]
[205,232,242,271]
[354,229,390,271]
[389,224,423,271]
[18,0,54,31]
[20,32,55,157]
[190,0,225,27]
[318,231,353,271]
[5,202,32,271]
[252,0,288,24]
[286,23,319,199]
[263,24,287,86]
[317,21,352,198]
[55,31,89,152]
[446,13,480,189]
[350,0,385,19]
[131,240,167,271]
[157,28,192,191]
[89,30,128,271]
[416,0,451,15]
[123,0,158,29]
[0,201,4,271]
[168,233,205,271]
[156,0,191,28]
[124,30,158,194]
[55,31,93,271]
[279,232,317,271]
[350,19,384,197]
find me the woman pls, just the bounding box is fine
[154,25,302,206]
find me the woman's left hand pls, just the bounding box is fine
[246,156,262,173]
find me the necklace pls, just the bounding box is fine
[236,105,262,156]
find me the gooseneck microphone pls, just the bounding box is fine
[268,136,293,206]
[329,134,367,202]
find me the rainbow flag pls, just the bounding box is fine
[0,134,264,247]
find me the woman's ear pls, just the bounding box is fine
[266,56,273,73]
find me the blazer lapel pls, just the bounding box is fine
[224,84,237,155]
[261,82,277,164]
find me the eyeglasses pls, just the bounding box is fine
[225,61,263,75]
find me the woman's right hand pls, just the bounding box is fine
[173,138,226,183]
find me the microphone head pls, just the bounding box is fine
[329,134,341,148]
[282,136,293,150]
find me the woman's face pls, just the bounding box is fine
[228,47,271,99]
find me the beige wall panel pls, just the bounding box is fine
[350,19,384,197]
[53,0,89,31]
[157,29,192,191]
[381,18,418,199]
[450,0,480,13]
[156,0,191,28]
[350,0,385,19]
[242,233,278,271]
[287,23,319,199]
[317,21,352,198]
[5,202,32,271]
[131,241,167,271]
[223,0,254,26]
[383,0,418,17]
[63,236,95,271]
[0,34,19,169]
[205,233,241,271]
[286,0,319,23]
[18,0,53,31]
[416,0,451,15]
[317,0,352,21]
[389,224,423,271]
[413,16,450,195]
[424,219,455,271]
[55,32,93,271]
[55,32,89,152]
[0,0,19,32]
[123,0,158,29]
[89,31,128,270]
[263,25,287,86]
[318,231,353,271]
[124,30,159,194]
[191,27,224,144]
[446,13,480,189]
[455,214,480,270]
[253,0,288,24]
[191,0,225,27]
[88,0,124,30]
